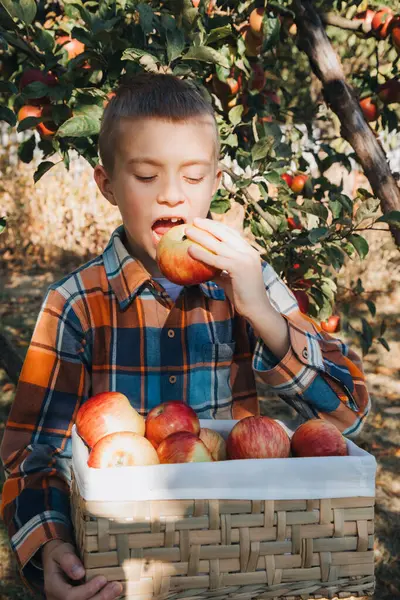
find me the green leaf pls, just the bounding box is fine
[228,105,243,126]
[17,116,41,132]
[57,115,101,137]
[182,46,230,68]
[34,161,56,183]
[265,171,282,184]
[380,320,387,336]
[308,227,329,244]
[361,317,373,350]
[354,197,380,224]
[325,246,345,271]
[34,28,54,53]
[375,210,400,224]
[21,80,52,100]
[206,25,232,45]
[378,337,390,352]
[137,3,154,34]
[210,197,231,214]
[122,48,161,72]
[172,63,192,76]
[366,300,376,317]
[0,216,6,234]
[251,137,274,161]
[0,106,16,126]
[0,0,37,24]
[18,134,36,163]
[0,80,18,94]
[349,234,369,259]
[296,199,329,222]
[166,28,185,63]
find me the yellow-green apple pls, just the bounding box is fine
[87,431,159,468]
[145,401,200,449]
[157,431,213,464]
[155,223,220,286]
[199,428,227,461]
[76,392,145,448]
[226,416,290,459]
[291,419,348,457]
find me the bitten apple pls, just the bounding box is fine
[145,401,200,449]
[88,431,159,468]
[291,420,348,457]
[157,432,213,464]
[76,392,145,448]
[226,416,290,460]
[199,428,227,461]
[156,224,220,286]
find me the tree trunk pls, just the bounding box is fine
[294,0,400,247]
[0,331,23,385]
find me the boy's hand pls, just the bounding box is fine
[42,540,123,600]
[185,217,270,320]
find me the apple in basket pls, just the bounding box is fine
[199,428,227,461]
[226,416,291,459]
[155,223,220,285]
[145,401,200,449]
[291,419,348,457]
[157,432,213,464]
[88,431,159,468]
[76,392,145,448]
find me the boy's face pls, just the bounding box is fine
[94,116,222,276]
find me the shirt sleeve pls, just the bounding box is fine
[0,286,89,592]
[252,262,371,438]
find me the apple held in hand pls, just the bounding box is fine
[88,431,159,468]
[199,428,227,461]
[157,431,213,464]
[145,401,200,449]
[291,419,348,457]
[76,392,145,448]
[227,416,290,460]
[156,223,220,286]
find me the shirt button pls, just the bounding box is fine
[169,375,177,384]
[167,329,175,338]
[302,348,309,359]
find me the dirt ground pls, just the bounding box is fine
[0,242,399,599]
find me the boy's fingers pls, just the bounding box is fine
[58,550,85,580]
[69,579,122,600]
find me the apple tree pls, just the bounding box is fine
[1,0,400,374]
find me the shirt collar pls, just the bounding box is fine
[103,226,226,310]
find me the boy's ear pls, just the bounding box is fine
[212,164,223,195]
[94,164,117,206]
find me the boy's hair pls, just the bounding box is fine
[99,72,220,174]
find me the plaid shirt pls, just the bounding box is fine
[1,225,370,591]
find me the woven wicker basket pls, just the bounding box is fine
[71,473,375,600]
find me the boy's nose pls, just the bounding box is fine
[157,187,185,206]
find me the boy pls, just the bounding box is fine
[1,73,370,598]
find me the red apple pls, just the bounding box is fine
[287,216,302,231]
[226,416,290,460]
[88,431,160,468]
[155,223,220,286]
[392,21,400,52]
[359,96,379,122]
[199,428,227,461]
[371,7,393,39]
[157,431,213,464]
[145,401,200,449]
[76,392,145,448]
[378,79,400,104]
[291,420,348,457]
[293,289,310,314]
[321,315,341,333]
[290,174,308,194]
[281,173,293,187]
[17,105,42,122]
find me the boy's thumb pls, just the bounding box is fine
[59,549,85,580]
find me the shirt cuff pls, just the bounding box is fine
[252,313,324,397]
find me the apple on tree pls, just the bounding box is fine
[321,315,341,333]
[88,431,159,468]
[76,391,145,448]
[226,416,290,459]
[291,419,348,457]
[157,431,213,464]
[145,400,200,449]
[155,223,220,286]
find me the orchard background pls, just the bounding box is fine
[0,0,399,598]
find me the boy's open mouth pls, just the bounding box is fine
[151,217,186,242]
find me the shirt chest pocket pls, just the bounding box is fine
[189,342,236,417]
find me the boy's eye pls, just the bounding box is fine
[135,175,156,182]
[185,176,205,184]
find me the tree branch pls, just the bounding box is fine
[293,0,400,246]
[320,12,370,32]
[0,331,23,385]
